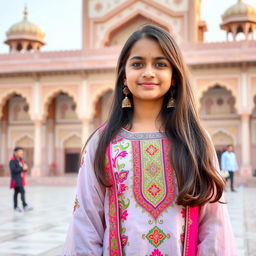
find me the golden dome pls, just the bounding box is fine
[6,7,45,44]
[222,0,256,21]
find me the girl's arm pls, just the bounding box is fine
[197,196,238,256]
[197,137,238,256]
[62,131,106,256]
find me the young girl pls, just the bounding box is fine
[63,25,237,256]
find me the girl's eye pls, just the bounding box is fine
[131,62,143,68]
[155,62,168,68]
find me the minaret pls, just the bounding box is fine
[5,6,46,52]
[220,0,256,41]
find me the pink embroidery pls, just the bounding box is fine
[120,210,128,220]
[183,206,199,256]
[73,197,80,213]
[118,184,127,195]
[114,170,129,183]
[106,145,122,255]
[112,149,128,168]
[79,155,85,168]
[149,249,164,256]
[181,207,186,218]
[112,137,123,145]
[121,235,128,247]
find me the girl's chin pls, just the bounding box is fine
[133,94,165,102]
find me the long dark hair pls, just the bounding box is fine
[89,24,224,206]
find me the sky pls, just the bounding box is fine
[0,0,255,53]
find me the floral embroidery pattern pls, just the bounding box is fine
[149,249,164,256]
[112,138,130,248]
[133,139,175,220]
[180,207,186,244]
[145,226,168,248]
[73,197,80,213]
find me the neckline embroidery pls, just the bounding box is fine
[119,128,166,140]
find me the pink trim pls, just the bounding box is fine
[106,144,122,255]
[183,206,199,256]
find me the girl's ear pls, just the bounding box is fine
[123,77,127,85]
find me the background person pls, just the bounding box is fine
[9,146,33,212]
[221,145,239,192]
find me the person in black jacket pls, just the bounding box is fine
[9,146,33,212]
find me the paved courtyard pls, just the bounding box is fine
[0,182,255,256]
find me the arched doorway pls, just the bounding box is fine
[46,92,81,175]
[64,135,82,173]
[212,131,234,168]
[0,94,32,176]
[92,89,113,130]
[199,85,240,164]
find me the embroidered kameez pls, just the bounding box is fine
[62,128,238,256]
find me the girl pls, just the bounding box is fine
[63,25,237,256]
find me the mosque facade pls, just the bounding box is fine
[0,0,256,177]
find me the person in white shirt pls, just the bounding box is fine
[221,145,239,192]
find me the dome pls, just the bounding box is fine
[222,0,256,22]
[5,7,45,44]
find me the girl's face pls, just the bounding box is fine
[124,37,173,103]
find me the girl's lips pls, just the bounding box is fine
[138,82,159,88]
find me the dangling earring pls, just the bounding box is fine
[167,84,175,108]
[122,86,132,108]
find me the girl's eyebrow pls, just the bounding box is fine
[129,56,169,61]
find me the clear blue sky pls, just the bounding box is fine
[0,0,255,53]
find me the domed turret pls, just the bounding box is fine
[220,0,256,41]
[5,6,46,52]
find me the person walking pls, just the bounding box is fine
[9,146,33,212]
[221,145,239,192]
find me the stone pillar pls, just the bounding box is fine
[31,120,42,176]
[82,118,90,145]
[240,113,251,175]
[47,119,55,166]
[80,77,91,144]
[0,121,8,175]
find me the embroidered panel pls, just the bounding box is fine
[132,139,175,220]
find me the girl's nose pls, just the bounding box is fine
[142,66,155,78]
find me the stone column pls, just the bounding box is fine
[0,121,8,175]
[80,77,91,144]
[31,119,42,176]
[82,118,90,145]
[47,119,55,175]
[240,113,251,175]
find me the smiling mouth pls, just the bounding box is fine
[138,82,159,88]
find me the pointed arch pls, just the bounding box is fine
[14,134,34,149]
[211,129,235,146]
[90,85,114,119]
[197,81,239,114]
[61,132,82,149]
[0,89,32,120]
[42,88,79,120]
[102,11,171,47]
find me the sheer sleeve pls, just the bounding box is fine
[197,132,238,256]
[62,130,106,256]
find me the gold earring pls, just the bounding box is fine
[167,85,175,108]
[122,86,132,108]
